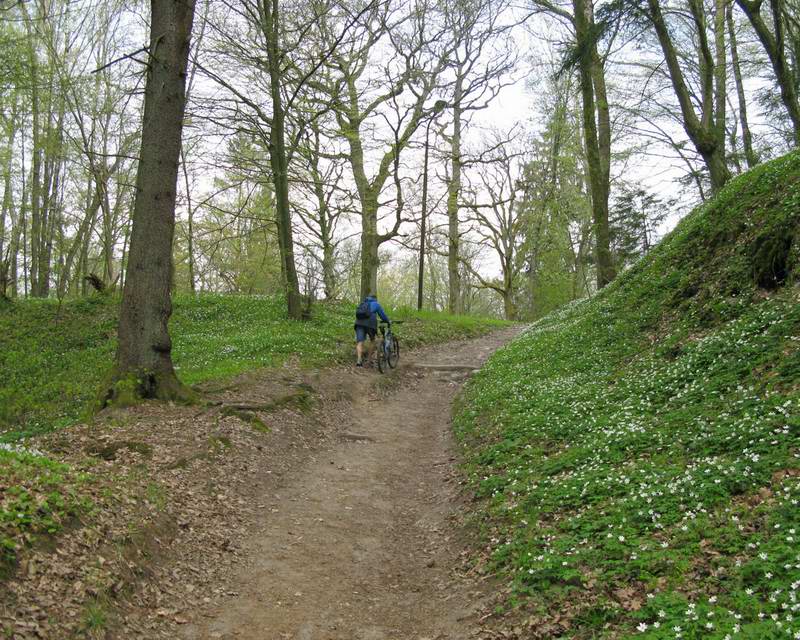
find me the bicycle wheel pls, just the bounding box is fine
[377,339,388,373]
[388,336,400,368]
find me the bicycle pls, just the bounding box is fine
[376,320,401,373]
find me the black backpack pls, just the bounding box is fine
[355,298,372,319]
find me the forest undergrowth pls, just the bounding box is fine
[455,151,800,639]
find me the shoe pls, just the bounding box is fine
[356,361,363,367]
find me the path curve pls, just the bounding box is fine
[181,327,519,640]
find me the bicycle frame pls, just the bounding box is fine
[379,324,393,356]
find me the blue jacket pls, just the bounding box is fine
[355,296,389,329]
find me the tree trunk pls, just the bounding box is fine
[180,148,196,293]
[29,73,42,296]
[360,198,379,297]
[262,0,302,319]
[418,124,431,311]
[0,118,15,296]
[60,179,102,298]
[728,3,759,168]
[312,170,336,301]
[647,0,731,193]
[447,75,464,313]
[736,0,800,145]
[574,0,616,288]
[714,0,727,153]
[38,149,65,298]
[7,220,22,299]
[108,0,197,405]
[502,288,516,321]
[322,241,335,300]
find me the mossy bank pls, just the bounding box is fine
[455,151,800,638]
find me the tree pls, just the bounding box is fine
[528,0,616,288]
[460,138,526,320]
[609,183,670,269]
[518,70,594,317]
[572,0,616,287]
[441,0,517,312]
[294,118,352,300]
[728,1,759,168]
[318,0,451,298]
[107,0,197,404]
[641,0,732,193]
[196,0,374,317]
[736,0,800,145]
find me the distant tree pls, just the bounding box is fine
[461,138,526,320]
[316,0,452,298]
[517,71,593,318]
[609,184,670,270]
[441,0,517,313]
[108,0,197,404]
[294,118,353,300]
[728,2,760,168]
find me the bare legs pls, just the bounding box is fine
[355,337,376,366]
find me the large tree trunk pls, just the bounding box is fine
[502,288,516,321]
[360,197,380,297]
[262,0,302,319]
[447,75,464,314]
[574,0,616,288]
[728,4,759,168]
[107,0,197,405]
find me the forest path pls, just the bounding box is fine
[179,326,520,640]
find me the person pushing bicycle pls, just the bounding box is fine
[354,293,390,367]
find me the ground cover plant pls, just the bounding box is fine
[0,293,506,442]
[455,150,800,639]
[0,443,92,578]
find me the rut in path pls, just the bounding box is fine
[180,328,519,640]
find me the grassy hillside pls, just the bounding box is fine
[455,151,800,639]
[0,293,506,441]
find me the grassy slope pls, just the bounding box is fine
[0,294,504,570]
[455,151,800,639]
[0,294,506,441]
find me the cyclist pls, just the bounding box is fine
[354,293,390,367]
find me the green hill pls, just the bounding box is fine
[454,151,800,638]
[0,294,505,441]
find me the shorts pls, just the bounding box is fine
[354,325,376,342]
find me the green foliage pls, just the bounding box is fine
[81,599,108,631]
[517,74,594,320]
[0,446,92,574]
[455,151,800,638]
[0,293,506,440]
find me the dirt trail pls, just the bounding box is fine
[180,328,519,640]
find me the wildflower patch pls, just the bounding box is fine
[456,151,800,639]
